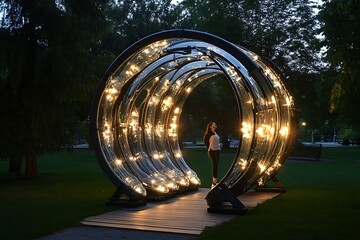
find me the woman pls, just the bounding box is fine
[203,122,221,188]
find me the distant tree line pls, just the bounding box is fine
[0,0,358,177]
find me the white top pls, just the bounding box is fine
[208,132,221,151]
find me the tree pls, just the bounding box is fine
[319,0,360,131]
[177,0,325,139]
[178,0,322,71]
[180,76,238,147]
[103,0,182,54]
[0,0,112,178]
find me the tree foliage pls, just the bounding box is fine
[177,0,324,138]
[179,0,322,73]
[319,0,360,131]
[103,0,181,54]
[180,76,238,146]
[0,0,112,177]
[1,0,354,177]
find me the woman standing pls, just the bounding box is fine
[203,122,221,188]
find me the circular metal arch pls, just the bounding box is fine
[90,29,296,203]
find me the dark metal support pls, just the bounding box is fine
[106,187,146,207]
[255,176,286,193]
[206,184,248,214]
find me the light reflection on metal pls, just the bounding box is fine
[90,29,296,207]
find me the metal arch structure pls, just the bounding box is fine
[90,29,296,210]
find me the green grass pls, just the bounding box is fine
[0,150,119,240]
[1,147,360,239]
[198,147,360,240]
[182,148,237,187]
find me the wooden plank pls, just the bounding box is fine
[83,218,203,234]
[84,211,233,227]
[84,217,207,230]
[81,188,280,235]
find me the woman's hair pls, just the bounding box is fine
[205,122,214,135]
[203,122,215,148]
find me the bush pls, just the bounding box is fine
[342,139,350,145]
[339,128,358,140]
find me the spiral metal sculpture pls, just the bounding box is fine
[90,29,296,210]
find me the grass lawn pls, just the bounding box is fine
[0,150,119,240]
[1,147,360,239]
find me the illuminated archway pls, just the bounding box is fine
[90,29,296,209]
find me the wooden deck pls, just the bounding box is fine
[81,188,280,235]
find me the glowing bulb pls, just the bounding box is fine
[149,96,159,105]
[258,178,264,186]
[265,68,271,76]
[258,163,266,173]
[238,158,247,170]
[161,97,173,111]
[270,127,275,135]
[273,80,280,88]
[145,124,152,134]
[279,127,289,137]
[155,184,169,193]
[241,122,252,139]
[130,64,139,71]
[167,182,179,190]
[106,95,113,101]
[108,88,118,94]
[155,125,164,136]
[189,177,201,185]
[131,110,138,117]
[271,96,276,104]
[102,123,112,142]
[256,127,265,137]
[105,87,119,102]
[135,187,144,194]
[179,178,189,186]
[285,96,292,106]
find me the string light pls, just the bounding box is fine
[241,122,253,139]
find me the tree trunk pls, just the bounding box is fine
[25,150,37,179]
[8,154,22,177]
[221,131,230,149]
